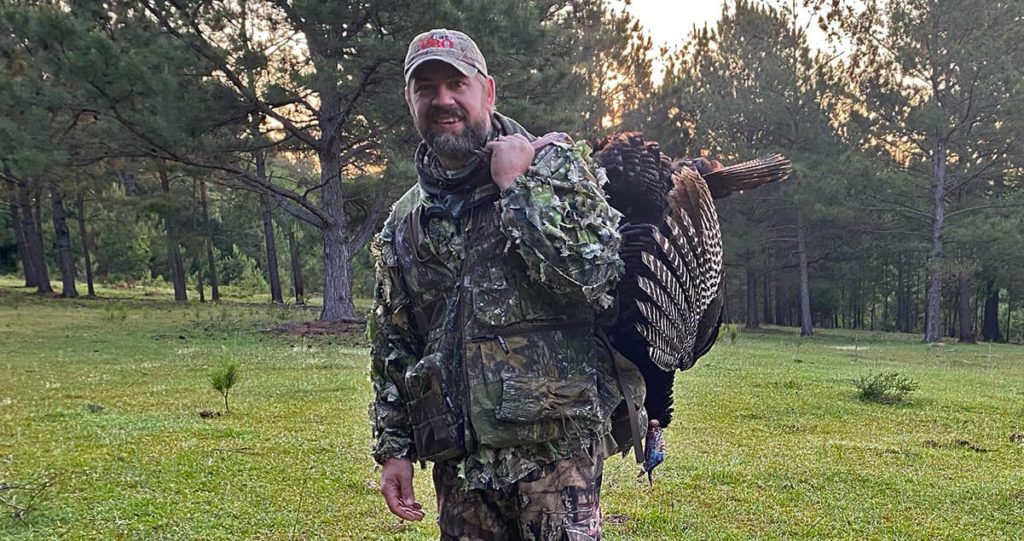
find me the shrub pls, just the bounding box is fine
[724,323,741,344]
[2,291,23,311]
[102,303,128,322]
[855,372,919,404]
[218,246,267,295]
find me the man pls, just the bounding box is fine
[369,29,643,540]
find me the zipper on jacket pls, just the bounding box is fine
[455,210,476,455]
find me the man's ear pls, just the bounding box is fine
[404,83,415,115]
[485,76,496,109]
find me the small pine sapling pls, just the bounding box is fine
[210,361,239,413]
[854,372,918,404]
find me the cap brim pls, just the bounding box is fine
[405,55,477,82]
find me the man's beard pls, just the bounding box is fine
[416,105,490,166]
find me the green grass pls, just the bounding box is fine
[1,282,1023,539]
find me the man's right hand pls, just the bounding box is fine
[486,134,535,190]
[380,457,425,521]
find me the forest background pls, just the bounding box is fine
[2,0,1023,345]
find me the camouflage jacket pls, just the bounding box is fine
[369,113,637,489]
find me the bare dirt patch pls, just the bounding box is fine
[269,320,366,338]
[604,513,630,525]
[922,438,991,453]
[259,320,370,348]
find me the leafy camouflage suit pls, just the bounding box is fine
[370,112,643,540]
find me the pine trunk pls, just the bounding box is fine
[168,232,187,301]
[306,45,361,322]
[957,273,974,343]
[17,181,52,292]
[197,267,206,302]
[118,170,139,194]
[981,279,1002,342]
[7,188,36,287]
[901,262,917,334]
[251,140,284,305]
[840,287,847,328]
[159,168,188,302]
[744,264,759,330]
[882,272,890,331]
[796,208,813,337]
[199,180,219,301]
[1005,291,1011,344]
[946,288,956,338]
[316,134,359,322]
[50,186,78,298]
[924,137,947,343]
[774,282,785,327]
[896,261,908,332]
[261,194,283,304]
[858,284,865,329]
[75,192,96,296]
[321,220,359,321]
[288,228,305,306]
[974,289,983,341]
[205,239,219,301]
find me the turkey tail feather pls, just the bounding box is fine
[701,153,791,199]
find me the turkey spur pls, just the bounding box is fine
[592,132,789,479]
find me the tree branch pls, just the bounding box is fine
[947,203,1024,220]
[141,0,320,149]
[350,182,391,253]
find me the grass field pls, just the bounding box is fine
[1,279,1022,540]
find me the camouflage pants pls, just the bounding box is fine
[432,452,604,541]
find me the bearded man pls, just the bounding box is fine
[369,29,643,541]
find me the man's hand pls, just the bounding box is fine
[486,134,534,190]
[380,457,424,521]
[690,157,724,176]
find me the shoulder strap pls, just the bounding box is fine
[597,331,645,465]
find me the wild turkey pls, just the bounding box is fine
[591,132,790,481]
[505,131,788,480]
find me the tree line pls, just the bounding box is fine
[2,0,1022,343]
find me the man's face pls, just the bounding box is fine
[406,60,495,166]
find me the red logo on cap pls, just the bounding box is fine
[419,37,454,51]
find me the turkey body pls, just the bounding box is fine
[592,133,789,429]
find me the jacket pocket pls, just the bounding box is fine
[469,337,605,447]
[470,267,523,328]
[495,372,600,424]
[405,353,464,462]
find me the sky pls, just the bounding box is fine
[621,0,725,50]
[620,0,834,79]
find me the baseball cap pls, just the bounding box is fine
[404,29,488,82]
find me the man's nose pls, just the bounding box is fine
[431,86,456,107]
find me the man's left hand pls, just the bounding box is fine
[486,134,534,190]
